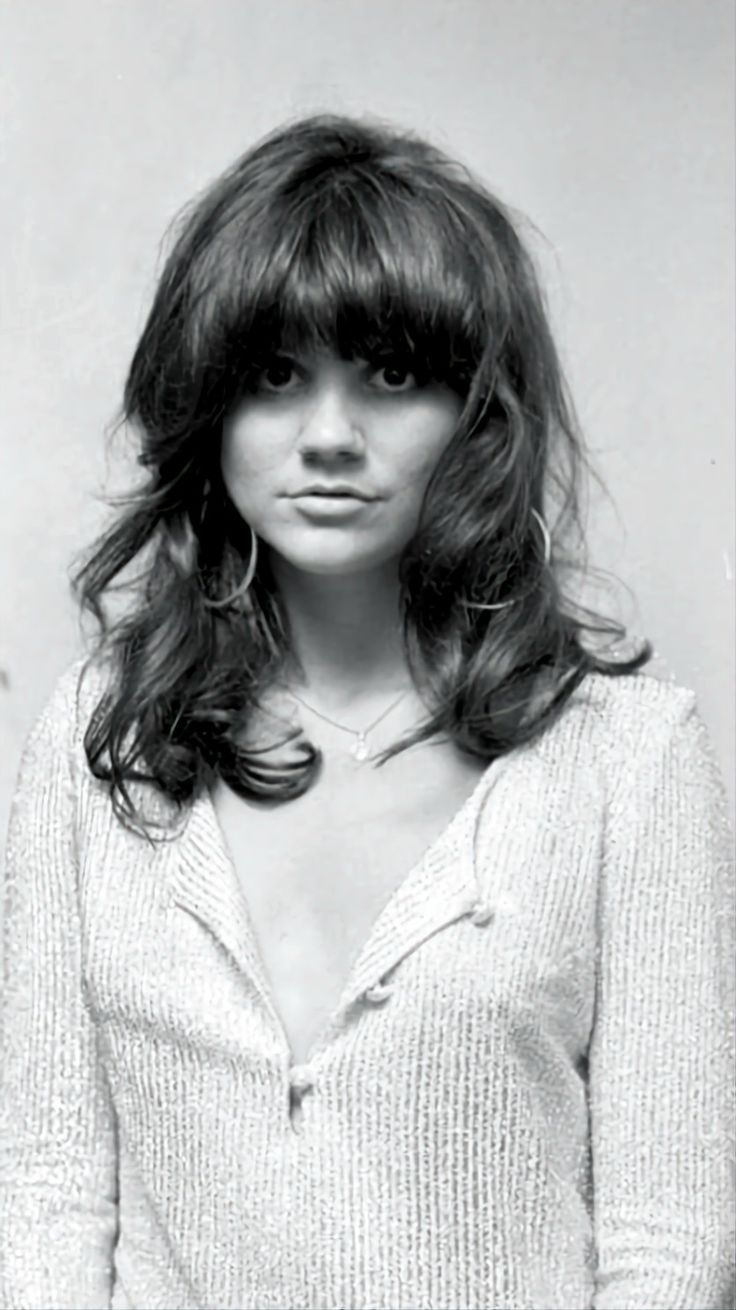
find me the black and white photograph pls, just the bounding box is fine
[1,3,734,1308]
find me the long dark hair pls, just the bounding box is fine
[70,110,652,837]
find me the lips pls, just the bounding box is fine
[293,486,373,500]
[289,487,375,521]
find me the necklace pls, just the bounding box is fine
[288,687,409,762]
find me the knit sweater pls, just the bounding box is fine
[0,656,734,1310]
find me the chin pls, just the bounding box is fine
[289,555,393,577]
[268,540,401,578]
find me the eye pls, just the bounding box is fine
[370,359,418,391]
[257,357,300,393]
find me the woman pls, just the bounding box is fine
[1,112,733,1310]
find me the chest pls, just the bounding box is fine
[209,744,487,1064]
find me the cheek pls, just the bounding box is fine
[220,427,245,479]
[394,415,456,489]
[221,423,279,488]
[220,432,264,524]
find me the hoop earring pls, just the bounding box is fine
[202,524,258,609]
[463,508,551,612]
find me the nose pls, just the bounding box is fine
[297,385,365,464]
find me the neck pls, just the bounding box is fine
[268,556,413,711]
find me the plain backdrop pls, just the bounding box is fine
[1,0,734,855]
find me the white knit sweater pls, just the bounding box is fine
[0,656,734,1310]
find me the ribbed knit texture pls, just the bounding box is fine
[1,655,734,1310]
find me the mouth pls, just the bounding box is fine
[291,485,375,501]
[289,490,375,522]
[294,492,364,503]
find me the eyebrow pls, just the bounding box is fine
[271,350,398,366]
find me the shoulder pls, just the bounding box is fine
[39,650,111,725]
[538,668,724,814]
[525,668,705,798]
[25,651,113,769]
[7,653,114,831]
[564,667,698,745]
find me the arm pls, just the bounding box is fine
[590,687,736,1310]
[0,662,118,1309]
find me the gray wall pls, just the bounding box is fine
[1,0,734,842]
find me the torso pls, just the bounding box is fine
[209,697,488,1065]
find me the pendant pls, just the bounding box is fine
[350,733,369,762]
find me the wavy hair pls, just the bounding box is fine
[70,110,652,838]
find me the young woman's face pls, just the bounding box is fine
[220,346,463,577]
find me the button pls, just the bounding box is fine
[468,892,518,925]
[469,901,495,926]
[288,1064,315,1097]
[363,980,394,1004]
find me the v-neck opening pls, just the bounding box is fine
[179,751,507,1069]
[201,750,498,905]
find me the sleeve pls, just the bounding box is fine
[0,662,118,1309]
[590,687,736,1310]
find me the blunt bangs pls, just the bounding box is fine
[211,171,489,400]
